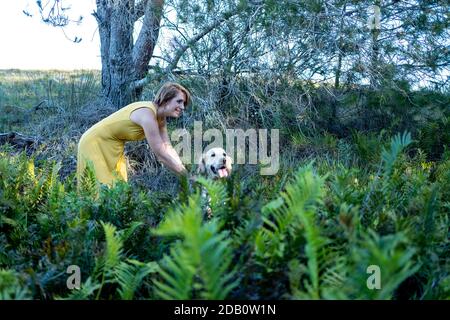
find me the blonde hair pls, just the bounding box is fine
[154,82,191,108]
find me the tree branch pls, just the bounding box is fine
[166,10,240,73]
[0,132,39,150]
[131,8,242,90]
[134,0,150,21]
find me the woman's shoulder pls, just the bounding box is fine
[125,101,156,114]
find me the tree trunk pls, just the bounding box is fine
[93,0,242,108]
[94,0,163,108]
[369,0,381,89]
[132,0,163,99]
[334,3,347,89]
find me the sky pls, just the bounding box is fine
[0,0,102,70]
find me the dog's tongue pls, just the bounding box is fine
[218,168,228,178]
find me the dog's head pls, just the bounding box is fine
[198,147,232,179]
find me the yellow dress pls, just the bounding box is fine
[76,101,157,187]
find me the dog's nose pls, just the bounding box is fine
[222,158,226,164]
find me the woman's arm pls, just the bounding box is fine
[130,108,187,176]
[159,121,184,166]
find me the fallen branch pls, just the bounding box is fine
[0,132,39,150]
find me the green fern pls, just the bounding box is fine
[254,162,351,299]
[115,259,158,300]
[102,222,124,272]
[0,269,31,300]
[92,222,123,299]
[95,221,142,276]
[59,277,101,300]
[154,245,196,299]
[381,131,412,177]
[255,162,327,270]
[361,131,413,221]
[36,162,66,222]
[153,193,238,299]
[351,130,384,165]
[195,176,228,218]
[78,160,99,198]
[347,230,421,299]
[60,221,151,300]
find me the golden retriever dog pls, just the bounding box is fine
[197,147,232,179]
[197,147,233,218]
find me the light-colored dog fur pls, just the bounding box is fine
[197,147,233,218]
[197,147,232,179]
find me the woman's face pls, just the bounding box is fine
[163,90,186,118]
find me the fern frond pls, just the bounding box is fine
[59,277,101,300]
[101,221,124,272]
[361,131,413,221]
[255,162,345,299]
[115,259,158,300]
[196,176,228,218]
[0,269,32,300]
[255,162,326,267]
[154,195,203,238]
[381,131,412,177]
[348,230,421,299]
[198,225,238,299]
[38,162,65,217]
[153,193,238,300]
[154,245,197,299]
[119,221,144,244]
[79,160,99,198]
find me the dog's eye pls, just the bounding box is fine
[211,153,215,157]
[223,153,226,156]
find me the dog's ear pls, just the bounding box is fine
[197,157,206,174]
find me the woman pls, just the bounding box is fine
[76,82,190,188]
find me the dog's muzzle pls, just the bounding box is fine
[210,164,229,178]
